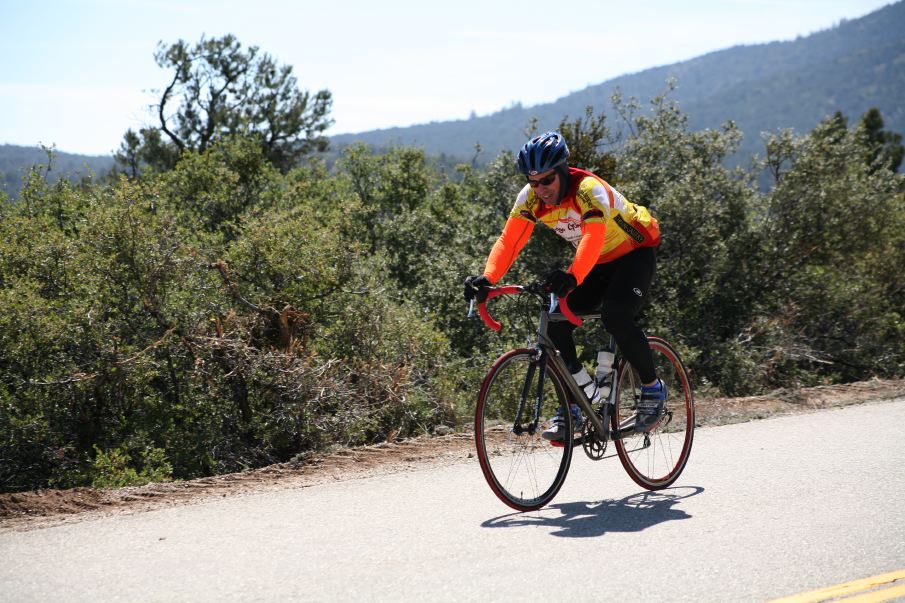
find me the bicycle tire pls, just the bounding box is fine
[475,348,573,511]
[612,337,694,490]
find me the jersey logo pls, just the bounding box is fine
[614,215,644,243]
[550,210,583,244]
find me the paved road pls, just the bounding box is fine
[2,399,904,602]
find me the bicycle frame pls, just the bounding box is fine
[478,286,632,445]
[474,283,695,508]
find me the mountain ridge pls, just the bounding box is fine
[2,1,902,197]
[0,144,114,199]
[331,1,905,162]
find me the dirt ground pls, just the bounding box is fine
[2,377,904,532]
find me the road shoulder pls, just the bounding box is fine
[2,377,904,532]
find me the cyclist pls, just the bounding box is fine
[464,131,666,440]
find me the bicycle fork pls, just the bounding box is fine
[509,347,565,436]
[509,349,542,436]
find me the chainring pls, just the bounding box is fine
[581,417,608,460]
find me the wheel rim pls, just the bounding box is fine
[612,338,694,490]
[475,349,573,511]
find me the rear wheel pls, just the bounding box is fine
[612,337,694,490]
[475,348,573,511]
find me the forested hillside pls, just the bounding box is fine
[332,1,905,164]
[3,2,901,194]
[0,145,114,199]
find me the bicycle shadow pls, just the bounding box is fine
[481,486,704,538]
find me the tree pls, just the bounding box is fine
[859,108,904,173]
[117,35,333,174]
[113,128,180,178]
[557,106,618,182]
[754,112,905,388]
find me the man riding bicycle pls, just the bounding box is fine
[464,131,666,440]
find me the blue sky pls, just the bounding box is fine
[0,0,894,155]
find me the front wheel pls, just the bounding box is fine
[612,337,694,490]
[475,348,573,511]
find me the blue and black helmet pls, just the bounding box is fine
[517,131,570,175]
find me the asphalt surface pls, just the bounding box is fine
[2,399,904,602]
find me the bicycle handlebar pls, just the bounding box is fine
[475,285,583,332]
[558,296,583,327]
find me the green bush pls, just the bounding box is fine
[1,99,903,493]
[90,445,173,489]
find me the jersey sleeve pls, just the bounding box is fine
[566,178,609,284]
[483,215,535,284]
[567,222,606,284]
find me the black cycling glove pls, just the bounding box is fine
[543,269,577,297]
[464,275,492,302]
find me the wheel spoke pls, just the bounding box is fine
[613,338,694,490]
[475,350,573,511]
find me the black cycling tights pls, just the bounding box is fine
[548,246,657,384]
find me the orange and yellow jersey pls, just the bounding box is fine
[483,167,660,285]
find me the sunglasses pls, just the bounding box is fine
[527,173,557,187]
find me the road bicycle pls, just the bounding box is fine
[472,282,694,511]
